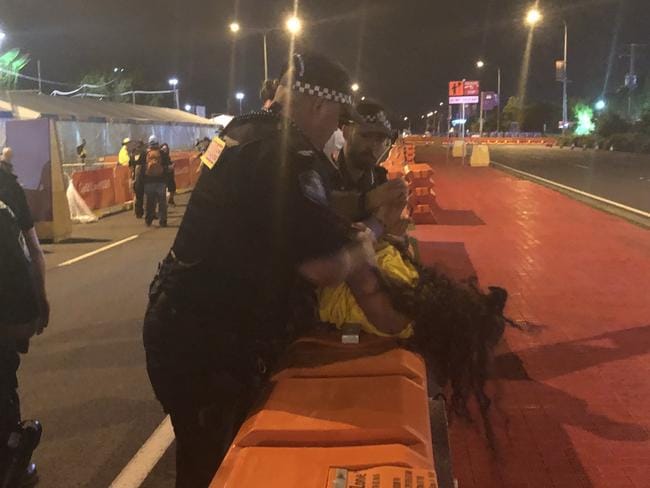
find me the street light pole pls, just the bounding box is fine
[497,67,502,134]
[263,33,269,81]
[562,21,568,134]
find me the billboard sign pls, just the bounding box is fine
[449,96,479,105]
[463,81,480,96]
[482,92,499,111]
[449,80,480,104]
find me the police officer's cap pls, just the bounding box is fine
[350,98,392,137]
[279,52,363,123]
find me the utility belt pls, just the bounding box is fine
[147,253,288,381]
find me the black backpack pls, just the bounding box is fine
[0,199,38,326]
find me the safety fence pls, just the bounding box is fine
[66,151,201,214]
[403,135,556,146]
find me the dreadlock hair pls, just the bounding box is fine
[377,249,511,423]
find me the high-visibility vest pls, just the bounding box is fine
[118,146,130,166]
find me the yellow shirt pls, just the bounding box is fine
[318,244,418,339]
[118,146,130,166]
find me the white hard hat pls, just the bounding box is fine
[148,135,159,146]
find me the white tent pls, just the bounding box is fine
[0,91,217,162]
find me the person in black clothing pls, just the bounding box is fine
[0,147,49,486]
[143,52,409,488]
[142,137,169,227]
[130,140,147,219]
[160,143,176,206]
[327,99,409,235]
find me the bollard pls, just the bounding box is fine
[470,144,490,167]
[451,140,466,158]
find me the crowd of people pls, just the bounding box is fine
[0,50,517,488]
[118,136,177,227]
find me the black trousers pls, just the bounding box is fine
[0,347,21,479]
[133,178,144,218]
[143,294,256,488]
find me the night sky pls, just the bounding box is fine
[1,0,648,118]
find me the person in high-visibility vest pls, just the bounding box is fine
[118,138,131,167]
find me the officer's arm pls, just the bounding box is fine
[346,263,411,335]
[24,227,49,333]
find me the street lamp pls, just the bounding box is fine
[236,91,245,114]
[476,59,502,134]
[229,22,241,33]
[168,78,180,110]
[595,100,606,111]
[351,83,360,93]
[286,16,302,35]
[525,8,569,133]
[184,104,192,112]
[525,8,542,26]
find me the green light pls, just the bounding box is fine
[0,49,30,89]
[574,103,595,136]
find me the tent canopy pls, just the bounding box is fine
[0,91,214,126]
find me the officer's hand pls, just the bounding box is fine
[365,179,408,212]
[351,224,378,269]
[36,297,50,335]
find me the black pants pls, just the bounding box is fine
[143,294,256,488]
[134,179,144,218]
[0,347,21,479]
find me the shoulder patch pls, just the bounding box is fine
[299,170,328,206]
[200,136,227,170]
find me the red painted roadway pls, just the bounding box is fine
[411,160,650,488]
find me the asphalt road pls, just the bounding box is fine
[17,198,188,487]
[489,145,650,214]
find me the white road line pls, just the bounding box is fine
[574,164,589,169]
[57,234,140,267]
[491,161,650,219]
[109,416,175,488]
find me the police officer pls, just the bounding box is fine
[327,99,409,235]
[143,52,406,488]
[0,147,48,486]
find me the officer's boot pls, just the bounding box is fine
[0,420,42,488]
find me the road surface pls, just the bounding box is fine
[489,145,650,214]
[19,198,186,487]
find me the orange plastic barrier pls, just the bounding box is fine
[212,331,437,487]
[113,165,133,205]
[72,167,116,210]
[188,156,202,187]
[172,158,191,189]
[214,445,436,488]
[404,164,437,225]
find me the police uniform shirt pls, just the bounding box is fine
[0,166,34,232]
[165,112,352,332]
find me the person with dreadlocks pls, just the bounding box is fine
[319,237,512,422]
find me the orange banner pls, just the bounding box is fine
[173,158,191,190]
[72,168,116,210]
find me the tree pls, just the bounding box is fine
[0,49,30,89]
[77,71,169,107]
[597,111,631,137]
[500,96,522,132]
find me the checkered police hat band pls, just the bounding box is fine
[291,80,353,105]
[362,112,391,130]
